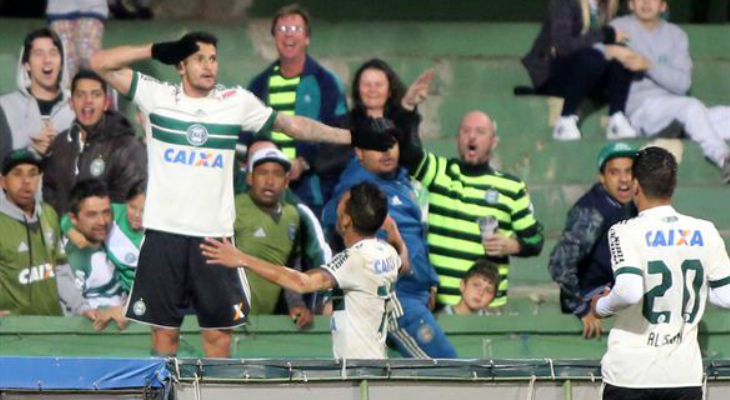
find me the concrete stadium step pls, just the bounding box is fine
[422,136,727,186]
[2,19,729,92]
[510,227,730,289]
[307,22,730,61]
[372,57,730,102]
[429,90,730,141]
[243,0,730,25]
[528,185,730,233]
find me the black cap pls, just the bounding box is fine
[2,149,43,176]
[351,117,398,151]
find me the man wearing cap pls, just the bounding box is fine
[323,117,458,359]
[233,146,309,323]
[0,149,93,317]
[548,142,638,339]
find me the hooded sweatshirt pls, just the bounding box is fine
[43,110,147,215]
[0,41,75,160]
[0,189,90,315]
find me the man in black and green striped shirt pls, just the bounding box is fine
[397,110,544,307]
[248,4,347,217]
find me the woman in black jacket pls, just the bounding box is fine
[523,0,636,141]
[315,59,433,181]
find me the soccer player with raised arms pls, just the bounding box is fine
[90,32,353,357]
[590,147,730,400]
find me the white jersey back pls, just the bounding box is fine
[321,238,400,359]
[130,72,275,237]
[603,206,730,388]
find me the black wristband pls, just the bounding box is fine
[151,38,199,65]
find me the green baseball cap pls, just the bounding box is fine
[597,142,637,171]
[2,148,43,176]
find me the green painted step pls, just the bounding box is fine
[510,235,730,289]
[1,19,727,61]
[1,311,728,359]
[428,92,728,146]
[528,185,730,232]
[309,22,730,60]
[422,137,727,186]
[344,57,730,101]
[244,0,730,24]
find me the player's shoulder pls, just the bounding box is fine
[324,248,354,272]
[212,84,247,100]
[678,213,720,237]
[609,214,642,236]
[135,71,172,90]
[214,84,267,106]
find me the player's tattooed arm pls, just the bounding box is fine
[201,237,335,294]
[90,45,152,96]
[274,113,351,145]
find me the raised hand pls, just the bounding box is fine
[402,68,436,111]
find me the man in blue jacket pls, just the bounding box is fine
[248,4,347,217]
[323,118,458,359]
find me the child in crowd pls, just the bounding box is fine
[440,260,500,315]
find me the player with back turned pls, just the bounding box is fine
[202,182,400,359]
[590,147,730,400]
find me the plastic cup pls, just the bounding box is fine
[477,216,498,241]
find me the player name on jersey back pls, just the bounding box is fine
[602,206,730,388]
[323,238,400,359]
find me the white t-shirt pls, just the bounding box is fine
[321,238,400,359]
[602,206,730,388]
[129,72,275,237]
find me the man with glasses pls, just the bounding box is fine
[248,3,347,218]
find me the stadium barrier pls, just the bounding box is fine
[3,357,728,400]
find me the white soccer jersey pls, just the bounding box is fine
[321,238,400,359]
[129,71,275,237]
[602,205,730,388]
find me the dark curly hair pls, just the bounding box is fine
[351,58,407,118]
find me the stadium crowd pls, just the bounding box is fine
[0,0,729,371]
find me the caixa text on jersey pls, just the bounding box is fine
[163,148,224,168]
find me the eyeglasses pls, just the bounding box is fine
[276,25,306,34]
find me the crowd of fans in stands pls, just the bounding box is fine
[0,0,728,359]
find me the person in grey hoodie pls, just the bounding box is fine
[0,149,95,318]
[608,0,730,183]
[0,28,75,161]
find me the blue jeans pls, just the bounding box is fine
[387,295,458,358]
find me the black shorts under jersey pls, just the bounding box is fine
[125,229,251,329]
[603,383,702,400]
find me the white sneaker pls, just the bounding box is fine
[606,112,638,140]
[553,115,581,141]
[721,156,730,184]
